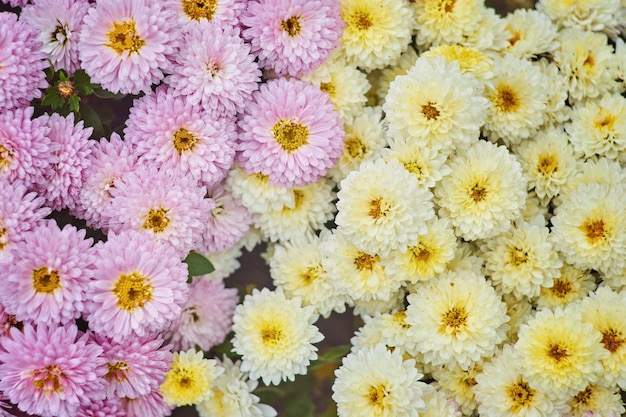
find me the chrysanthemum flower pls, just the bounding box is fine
[106,165,213,256]
[536,263,596,310]
[241,0,344,77]
[431,361,483,416]
[350,314,386,352]
[0,107,54,188]
[566,93,626,160]
[556,157,626,202]
[0,0,28,7]
[0,221,94,325]
[336,158,434,256]
[0,323,106,417]
[420,388,462,417]
[34,113,94,211]
[76,398,126,417]
[160,349,223,407]
[383,57,489,153]
[196,357,278,417]
[166,22,260,118]
[534,58,571,128]
[373,46,417,104]
[502,8,559,59]
[332,343,428,417]
[420,44,495,87]
[166,0,245,28]
[339,0,414,71]
[383,137,451,189]
[120,389,174,417]
[445,241,485,275]
[515,306,608,397]
[458,6,508,52]
[411,0,484,49]
[564,383,625,417]
[93,333,172,399]
[231,287,324,385]
[164,277,238,352]
[87,230,189,339]
[537,0,622,33]
[435,140,527,241]
[237,77,344,187]
[203,243,244,280]
[0,12,48,112]
[501,293,533,343]
[226,165,296,215]
[20,0,91,75]
[125,86,237,188]
[79,0,179,94]
[406,270,509,370]
[352,288,406,317]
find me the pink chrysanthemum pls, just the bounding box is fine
[87,230,189,339]
[197,184,252,254]
[93,333,172,399]
[0,221,94,326]
[34,113,94,211]
[237,77,345,187]
[164,277,239,351]
[125,86,237,188]
[0,178,50,262]
[0,12,48,112]
[0,304,23,339]
[0,392,11,417]
[79,0,180,94]
[166,0,246,28]
[0,107,55,188]
[241,0,344,77]
[105,165,213,256]
[20,0,91,75]
[165,21,261,118]
[120,389,174,417]
[1,0,29,7]
[76,398,126,417]
[74,133,138,232]
[0,323,107,417]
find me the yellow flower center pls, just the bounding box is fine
[469,182,487,202]
[441,305,468,334]
[113,271,153,312]
[421,102,440,120]
[31,365,64,395]
[105,361,129,383]
[319,82,335,97]
[594,109,617,131]
[106,20,145,55]
[508,246,529,266]
[547,343,569,362]
[550,278,573,299]
[368,197,390,219]
[0,144,14,170]
[300,265,322,286]
[583,53,595,68]
[354,252,380,271]
[143,207,170,233]
[600,328,624,353]
[410,244,432,263]
[56,80,74,99]
[181,0,218,21]
[404,161,424,178]
[172,127,198,155]
[507,379,536,412]
[344,136,367,159]
[580,219,607,243]
[32,266,61,294]
[366,384,388,408]
[260,324,284,348]
[573,385,593,405]
[392,310,410,329]
[442,0,456,13]
[508,30,522,47]
[281,15,302,37]
[271,119,309,153]
[0,225,7,251]
[537,154,558,175]
[493,84,520,113]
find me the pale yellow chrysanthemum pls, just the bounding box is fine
[482,221,562,299]
[335,158,434,256]
[350,310,417,356]
[382,218,457,284]
[600,265,626,292]
[352,287,406,317]
[383,137,451,189]
[537,0,622,34]
[579,286,626,389]
[420,388,462,417]
[339,0,414,71]
[515,127,578,205]
[202,244,243,280]
[252,179,335,243]
[521,190,549,226]
[231,288,323,385]
[226,165,295,214]
[556,157,626,202]
[349,314,386,353]
[458,7,508,52]
[483,54,550,146]
[551,182,626,274]
[534,58,571,128]
[411,0,484,49]
[535,263,596,310]
[515,305,608,397]
[474,344,567,417]
[160,349,224,407]
[301,55,369,123]
[196,357,277,417]
[502,8,559,59]
[553,28,618,102]
[501,293,534,343]
[374,46,418,103]
[431,361,484,416]
[613,38,626,94]
[445,241,484,275]
[565,383,625,417]
[269,232,349,319]
[384,56,489,153]
[435,140,527,241]
[327,106,387,184]
[406,270,509,370]
[421,44,495,87]
[566,93,626,160]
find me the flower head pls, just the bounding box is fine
[167,0,245,27]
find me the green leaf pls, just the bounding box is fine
[68,94,80,113]
[41,89,65,110]
[283,390,314,417]
[58,70,69,82]
[79,105,105,139]
[92,87,126,100]
[73,70,96,96]
[309,344,350,371]
[183,251,215,277]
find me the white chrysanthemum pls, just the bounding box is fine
[332,343,428,417]
[378,310,419,356]
[556,157,626,202]
[551,182,626,274]
[301,55,369,123]
[327,106,387,184]
[614,38,626,94]
[269,232,349,319]
[502,8,558,59]
[382,137,451,189]
[474,344,566,417]
[411,0,484,49]
[352,287,406,317]
[458,7,508,52]
[445,242,484,275]
[435,140,527,241]
[483,55,550,145]
[553,28,618,102]
[374,46,418,103]
[405,270,509,370]
[482,222,562,299]
[350,314,385,353]
[600,264,626,292]
[203,244,242,280]
[335,158,434,256]
[566,93,626,160]
[231,288,324,385]
[521,191,549,226]
[534,58,571,127]
[579,286,626,388]
[516,127,578,205]
[196,357,277,417]
[383,56,489,153]
[536,263,596,310]
[382,218,457,284]
[537,0,622,33]
[430,361,483,416]
[420,388,462,417]
[501,293,534,343]
[564,383,625,417]
[339,0,414,71]
[515,305,608,397]
[226,165,295,215]
[252,179,335,243]
[420,44,495,87]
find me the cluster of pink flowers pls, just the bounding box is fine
[0,0,345,414]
